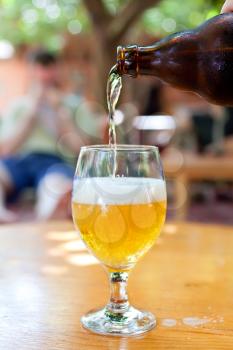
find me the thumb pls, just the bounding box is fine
[221,0,233,13]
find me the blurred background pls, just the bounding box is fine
[0,0,232,224]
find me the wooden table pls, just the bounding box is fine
[0,221,232,349]
[163,152,233,219]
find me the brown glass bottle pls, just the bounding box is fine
[117,14,233,106]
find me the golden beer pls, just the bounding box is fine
[72,177,166,270]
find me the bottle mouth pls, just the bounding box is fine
[117,46,125,75]
[117,45,138,77]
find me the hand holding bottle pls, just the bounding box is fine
[222,0,233,13]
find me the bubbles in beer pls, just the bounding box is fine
[72,177,166,269]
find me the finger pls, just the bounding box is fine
[221,0,233,13]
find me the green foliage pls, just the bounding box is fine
[0,0,224,49]
[102,0,128,15]
[141,0,223,36]
[0,0,90,50]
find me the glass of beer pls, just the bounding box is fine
[72,145,166,336]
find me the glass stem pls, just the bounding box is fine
[105,271,130,322]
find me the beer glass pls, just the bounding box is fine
[72,145,166,336]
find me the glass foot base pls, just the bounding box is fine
[81,306,156,336]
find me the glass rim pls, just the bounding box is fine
[80,144,159,152]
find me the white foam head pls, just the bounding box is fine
[72,177,166,205]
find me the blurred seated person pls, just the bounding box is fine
[0,49,91,223]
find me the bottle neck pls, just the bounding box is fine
[117,37,198,90]
[117,45,160,78]
[117,45,139,77]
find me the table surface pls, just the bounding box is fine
[0,221,232,350]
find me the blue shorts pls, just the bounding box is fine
[0,152,74,196]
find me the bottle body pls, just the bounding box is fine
[117,14,233,106]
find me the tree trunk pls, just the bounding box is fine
[83,0,161,107]
[93,37,117,108]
